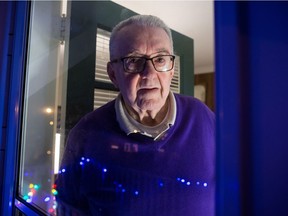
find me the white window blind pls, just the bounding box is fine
[94,88,119,110]
[94,27,181,110]
[171,55,180,93]
[95,28,112,83]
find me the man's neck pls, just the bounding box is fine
[124,99,169,127]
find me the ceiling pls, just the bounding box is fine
[113,0,214,74]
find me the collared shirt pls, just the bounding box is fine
[115,92,177,140]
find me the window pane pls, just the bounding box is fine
[18,1,69,215]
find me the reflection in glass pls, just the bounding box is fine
[18,1,209,215]
[19,1,69,214]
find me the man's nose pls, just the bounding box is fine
[141,60,157,78]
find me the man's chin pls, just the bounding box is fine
[137,99,163,112]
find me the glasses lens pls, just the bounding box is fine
[123,57,145,73]
[152,55,174,72]
[122,55,175,73]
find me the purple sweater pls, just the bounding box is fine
[56,94,215,216]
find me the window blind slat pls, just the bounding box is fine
[94,88,119,110]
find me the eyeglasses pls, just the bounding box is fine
[110,55,175,73]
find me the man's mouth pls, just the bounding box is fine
[138,87,159,94]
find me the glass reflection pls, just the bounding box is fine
[18,1,214,215]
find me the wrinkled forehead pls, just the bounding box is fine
[113,25,173,57]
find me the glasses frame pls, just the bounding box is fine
[110,55,176,73]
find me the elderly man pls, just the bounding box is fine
[56,15,215,216]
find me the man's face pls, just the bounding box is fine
[108,25,174,113]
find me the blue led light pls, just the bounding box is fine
[61,168,66,173]
[44,197,50,202]
[134,191,139,195]
[186,181,191,186]
[79,161,84,165]
[159,182,164,187]
[122,189,126,193]
[196,181,200,185]
[81,157,85,160]
[103,168,107,173]
[181,179,185,183]
[203,183,208,187]
[86,158,90,162]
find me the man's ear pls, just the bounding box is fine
[107,62,118,88]
[170,69,175,80]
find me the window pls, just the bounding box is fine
[94,28,118,109]
[171,55,181,93]
[18,1,68,215]
[95,28,112,84]
[94,88,119,110]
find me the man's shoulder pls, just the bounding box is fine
[173,93,214,119]
[174,93,209,109]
